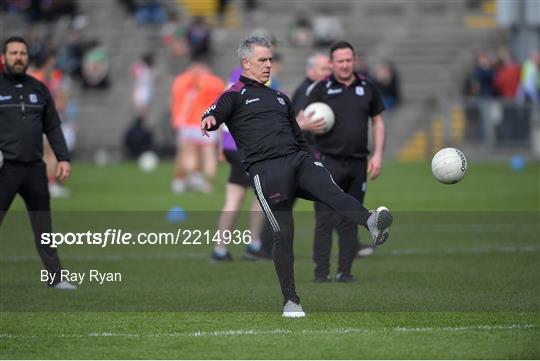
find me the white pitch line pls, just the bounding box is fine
[1,245,538,264]
[385,245,540,256]
[0,324,535,339]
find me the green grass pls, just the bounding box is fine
[1,160,539,359]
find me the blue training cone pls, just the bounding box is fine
[167,207,187,223]
[510,155,525,171]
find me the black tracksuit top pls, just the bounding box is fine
[203,75,310,170]
[0,71,69,163]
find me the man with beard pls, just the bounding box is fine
[0,36,75,290]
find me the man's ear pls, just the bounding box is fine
[241,57,250,70]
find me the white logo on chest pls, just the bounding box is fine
[245,98,260,105]
[29,94,38,103]
[0,95,12,101]
[327,88,342,95]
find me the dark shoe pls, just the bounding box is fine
[242,247,272,261]
[211,251,233,262]
[313,274,332,283]
[335,273,355,282]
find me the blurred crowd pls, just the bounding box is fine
[463,47,540,104]
[1,0,81,23]
[0,0,408,196]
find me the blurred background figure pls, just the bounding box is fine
[161,11,188,67]
[517,49,540,104]
[135,0,167,25]
[312,12,344,47]
[493,48,521,100]
[269,51,283,91]
[131,52,156,120]
[56,30,100,87]
[28,50,74,198]
[355,51,373,80]
[374,61,401,111]
[124,116,153,159]
[170,60,224,194]
[186,16,212,61]
[124,52,156,160]
[287,14,314,48]
[81,43,110,89]
[293,53,331,136]
[463,50,497,98]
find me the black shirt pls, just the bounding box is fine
[0,71,69,163]
[291,77,318,146]
[304,73,385,158]
[291,77,316,115]
[202,75,310,170]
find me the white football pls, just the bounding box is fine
[304,102,335,134]
[431,148,468,184]
[138,151,159,172]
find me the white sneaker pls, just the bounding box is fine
[171,178,186,194]
[52,281,77,290]
[357,245,375,257]
[367,206,393,246]
[282,300,305,318]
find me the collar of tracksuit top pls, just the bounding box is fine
[238,75,267,87]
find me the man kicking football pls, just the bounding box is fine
[201,35,393,318]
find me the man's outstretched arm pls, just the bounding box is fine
[201,91,237,136]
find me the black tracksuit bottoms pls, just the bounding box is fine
[313,154,367,277]
[0,161,63,280]
[248,151,371,304]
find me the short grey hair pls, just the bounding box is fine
[306,53,327,70]
[237,35,272,61]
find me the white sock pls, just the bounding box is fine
[171,178,186,194]
[214,244,228,256]
[247,239,261,251]
[367,211,376,232]
[188,173,204,187]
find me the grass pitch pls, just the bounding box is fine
[1,160,539,359]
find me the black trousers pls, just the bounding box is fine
[223,149,274,252]
[248,151,371,304]
[0,161,63,280]
[313,154,367,277]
